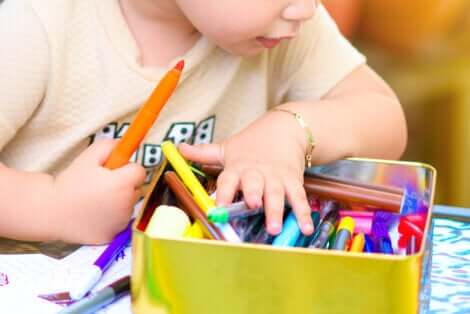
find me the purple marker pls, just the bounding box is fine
[69,219,133,300]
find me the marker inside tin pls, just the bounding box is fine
[251,223,275,245]
[272,212,302,247]
[295,212,321,247]
[406,235,417,255]
[350,233,365,252]
[230,214,264,242]
[332,217,355,251]
[319,200,340,220]
[364,234,375,253]
[309,209,339,249]
[377,237,394,254]
[208,202,264,224]
[327,229,337,250]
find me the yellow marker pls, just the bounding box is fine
[145,205,190,238]
[184,223,204,239]
[161,141,216,212]
[161,141,242,243]
[350,232,365,252]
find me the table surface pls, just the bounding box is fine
[429,210,470,313]
[0,205,469,313]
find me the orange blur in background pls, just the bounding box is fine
[324,0,470,208]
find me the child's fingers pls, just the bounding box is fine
[240,170,264,209]
[284,178,313,235]
[79,139,118,165]
[134,189,143,204]
[263,176,285,235]
[215,169,240,206]
[178,143,224,165]
[114,163,147,187]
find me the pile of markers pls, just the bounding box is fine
[142,141,429,257]
[211,198,427,255]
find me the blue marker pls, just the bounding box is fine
[272,212,301,247]
[364,234,374,253]
[377,237,394,254]
[401,185,420,215]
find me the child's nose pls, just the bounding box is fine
[282,0,316,22]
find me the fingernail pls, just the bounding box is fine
[269,221,282,234]
[249,196,262,208]
[302,223,314,235]
[216,201,227,207]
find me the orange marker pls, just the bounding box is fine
[104,60,185,169]
[350,233,365,252]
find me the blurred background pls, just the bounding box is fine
[323,0,470,208]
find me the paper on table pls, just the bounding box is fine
[0,286,62,313]
[0,254,62,313]
[0,254,60,293]
[43,243,132,313]
[1,199,141,313]
[57,244,132,291]
[36,244,132,313]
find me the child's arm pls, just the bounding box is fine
[0,1,147,244]
[279,64,407,163]
[0,140,146,243]
[180,64,406,236]
[0,0,141,243]
[180,5,406,236]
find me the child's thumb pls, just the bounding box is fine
[79,139,118,166]
[178,143,224,165]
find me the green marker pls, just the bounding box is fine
[208,201,263,223]
[327,229,337,250]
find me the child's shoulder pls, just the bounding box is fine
[9,0,93,32]
[5,0,103,50]
[11,0,78,16]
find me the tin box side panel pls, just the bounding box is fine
[134,237,414,314]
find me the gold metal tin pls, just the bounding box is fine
[132,159,436,314]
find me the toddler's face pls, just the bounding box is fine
[175,0,317,56]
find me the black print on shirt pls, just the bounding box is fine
[163,122,196,145]
[89,122,138,163]
[89,116,216,184]
[194,116,215,145]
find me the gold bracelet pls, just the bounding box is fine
[272,108,316,168]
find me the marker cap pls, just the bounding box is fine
[207,207,229,223]
[69,265,102,301]
[146,205,190,238]
[337,216,355,234]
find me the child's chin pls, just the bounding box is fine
[220,43,265,58]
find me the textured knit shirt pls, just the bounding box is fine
[0,0,365,181]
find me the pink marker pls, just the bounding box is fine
[339,210,373,234]
[339,210,374,218]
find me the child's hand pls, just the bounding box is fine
[179,111,314,236]
[51,139,146,244]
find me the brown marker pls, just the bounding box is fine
[205,178,217,196]
[309,173,403,195]
[303,177,402,212]
[201,165,403,197]
[164,171,226,241]
[200,165,402,211]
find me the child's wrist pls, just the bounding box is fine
[269,104,313,166]
[20,172,62,242]
[43,174,68,241]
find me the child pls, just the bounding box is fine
[0,0,407,244]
